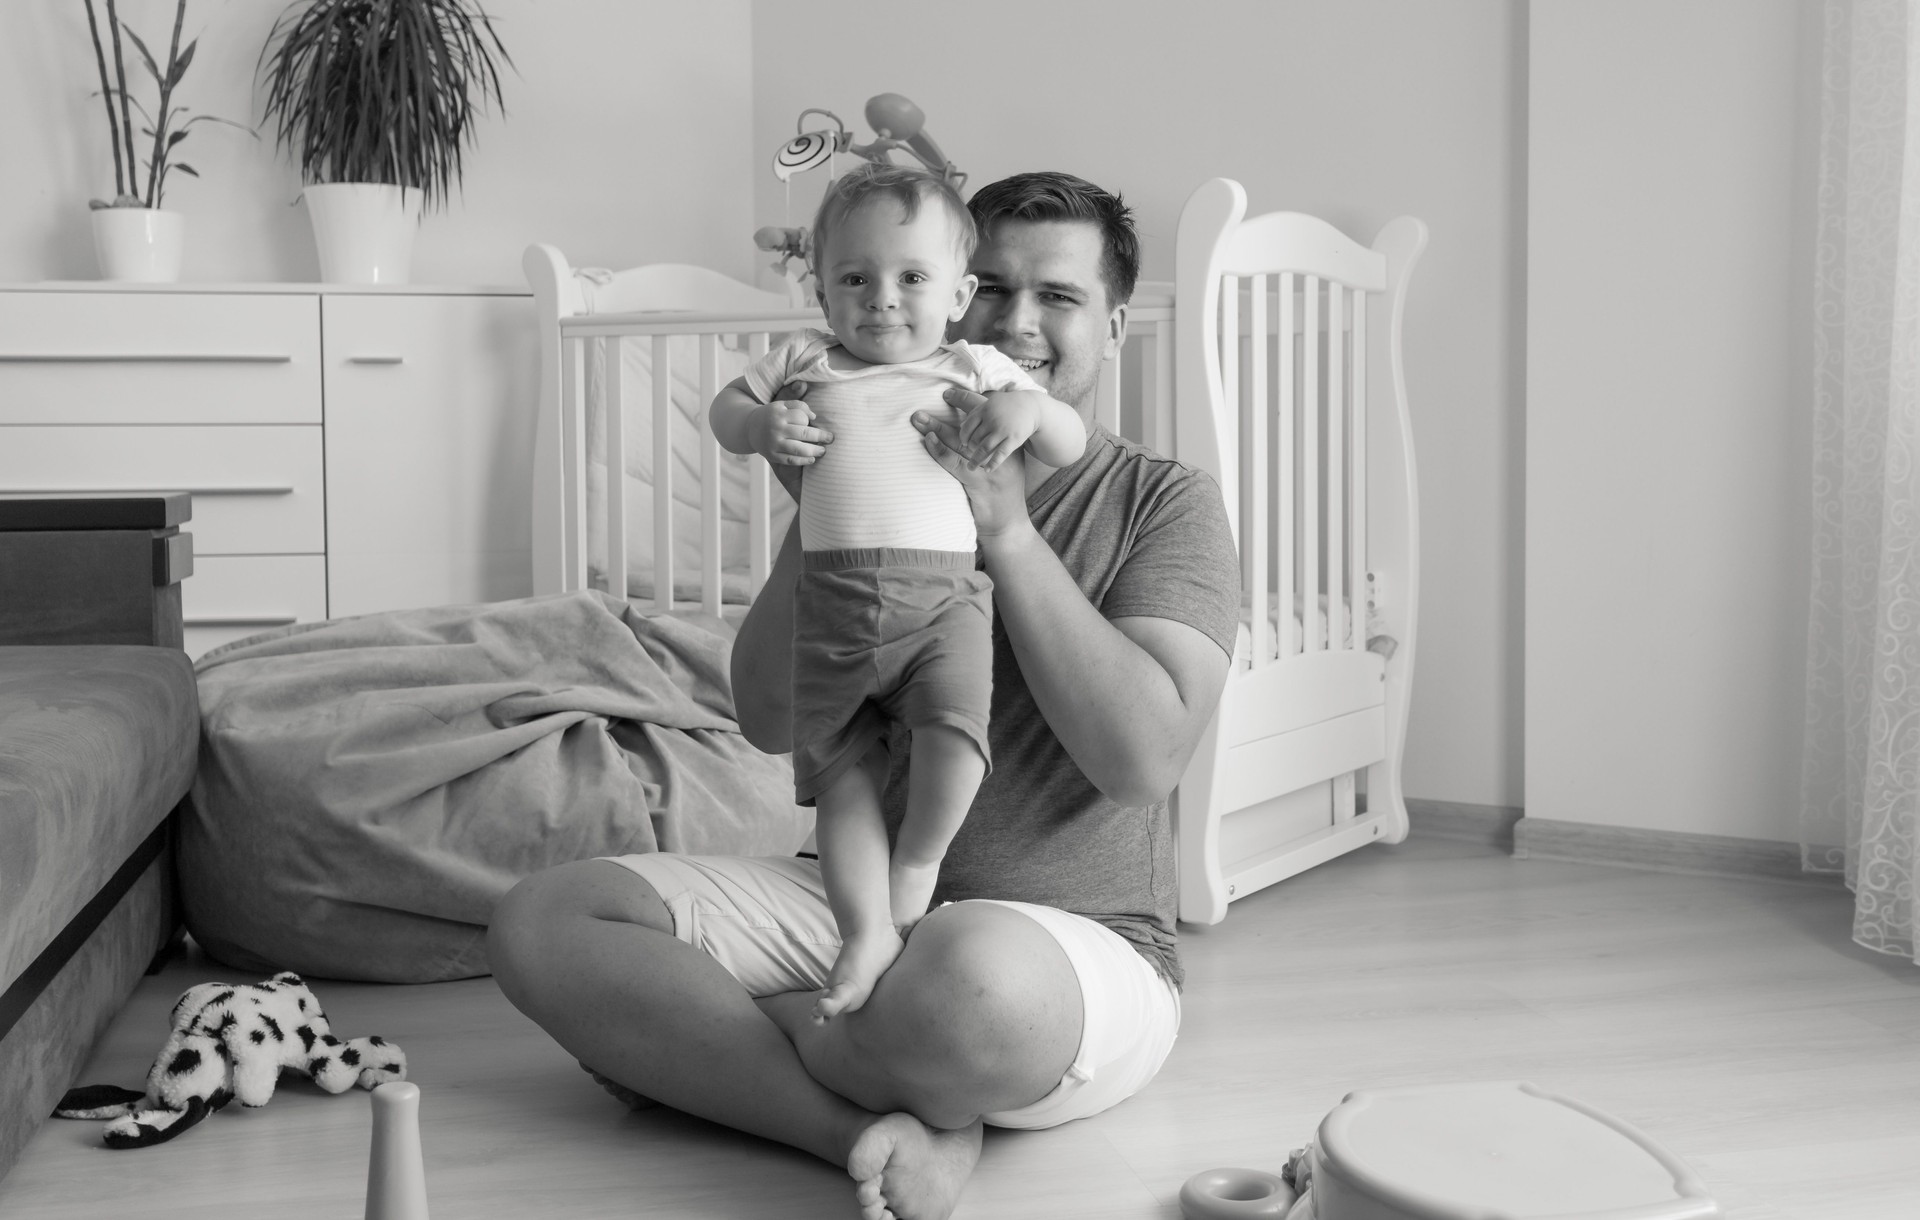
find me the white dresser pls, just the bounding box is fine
[0,283,536,658]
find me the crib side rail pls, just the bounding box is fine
[545,297,1179,620]
[554,309,816,616]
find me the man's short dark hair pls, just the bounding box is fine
[966,171,1140,308]
[811,162,977,271]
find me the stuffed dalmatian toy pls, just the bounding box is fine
[53,972,406,1149]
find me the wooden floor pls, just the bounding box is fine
[4,833,1916,1220]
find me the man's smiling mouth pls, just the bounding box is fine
[1011,357,1048,371]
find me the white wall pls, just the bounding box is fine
[0,0,755,285]
[8,1,1822,838]
[1526,0,1816,841]
[752,0,1529,810]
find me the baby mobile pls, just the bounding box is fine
[753,93,967,300]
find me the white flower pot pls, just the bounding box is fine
[304,183,423,284]
[91,207,185,282]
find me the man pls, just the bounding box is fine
[489,172,1240,1220]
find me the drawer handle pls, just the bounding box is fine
[186,615,299,627]
[347,355,405,365]
[2,485,295,496]
[0,353,293,364]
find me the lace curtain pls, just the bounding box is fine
[1803,0,1920,961]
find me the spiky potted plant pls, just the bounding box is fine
[83,0,248,281]
[258,0,512,284]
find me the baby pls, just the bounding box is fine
[709,163,1085,1019]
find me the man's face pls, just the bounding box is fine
[952,219,1127,413]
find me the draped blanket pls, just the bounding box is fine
[181,591,808,982]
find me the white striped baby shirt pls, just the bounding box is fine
[742,329,1043,553]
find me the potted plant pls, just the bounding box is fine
[258,0,513,284]
[83,0,248,281]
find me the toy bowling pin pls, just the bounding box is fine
[365,1081,430,1220]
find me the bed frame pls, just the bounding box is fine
[523,177,1425,925]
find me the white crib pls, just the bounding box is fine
[523,177,1425,926]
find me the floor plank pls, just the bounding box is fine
[4,835,1915,1219]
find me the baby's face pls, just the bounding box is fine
[816,197,976,364]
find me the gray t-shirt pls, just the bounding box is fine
[881,425,1241,988]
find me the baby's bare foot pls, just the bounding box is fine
[814,926,904,1022]
[848,1111,983,1220]
[889,859,941,928]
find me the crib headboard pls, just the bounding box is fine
[522,245,813,604]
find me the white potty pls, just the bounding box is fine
[1300,1081,1721,1220]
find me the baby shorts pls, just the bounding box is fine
[790,547,992,805]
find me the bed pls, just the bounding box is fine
[523,177,1427,925]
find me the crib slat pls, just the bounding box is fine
[1220,274,1239,528]
[1328,282,1346,653]
[562,334,587,592]
[1352,293,1369,651]
[700,334,723,618]
[1096,348,1122,436]
[605,337,630,602]
[1152,319,1175,456]
[652,334,673,613]
[1246,275,1269,670]
[747,332,772,597]
[1302,276,1321,653]
[1278,273,1297,658]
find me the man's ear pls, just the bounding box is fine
[1104,301,1130,361]
[949,273,979,322]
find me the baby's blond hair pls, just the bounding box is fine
[810,163,976,273]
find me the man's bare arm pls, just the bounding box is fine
[726,380,811,752]
[730,504,802,752]
[914,398,1227,805]
[982,523,1228,806]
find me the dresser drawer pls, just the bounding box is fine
[0,425,325,555]
[184,554,329,660]
[0,292,320,424]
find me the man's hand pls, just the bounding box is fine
[748,382,831,467]
[913,388,1034,539]
[956,390,1046,472]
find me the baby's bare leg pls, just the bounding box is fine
[814,742,904,1022]
[892,725,988,927]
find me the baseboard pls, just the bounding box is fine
[1405,799,1522,850]
[1513,816,1842,885]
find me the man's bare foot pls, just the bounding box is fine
[847,1111,983,1220]
[815,925,905,1021]
[889,859,941,928]
[578,1061,660,1110]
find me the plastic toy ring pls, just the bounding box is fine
[1179,1167,1296,1220]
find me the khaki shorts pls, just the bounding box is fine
[791,548,993,805]
[597,851,1180,1130]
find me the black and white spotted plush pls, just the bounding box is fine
[52,971,407,1149]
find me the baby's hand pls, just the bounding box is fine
[956,390,1046,471]
[749,383,832,466]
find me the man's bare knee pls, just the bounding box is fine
[857,903,1081,1120]
[488,859,670,1006]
